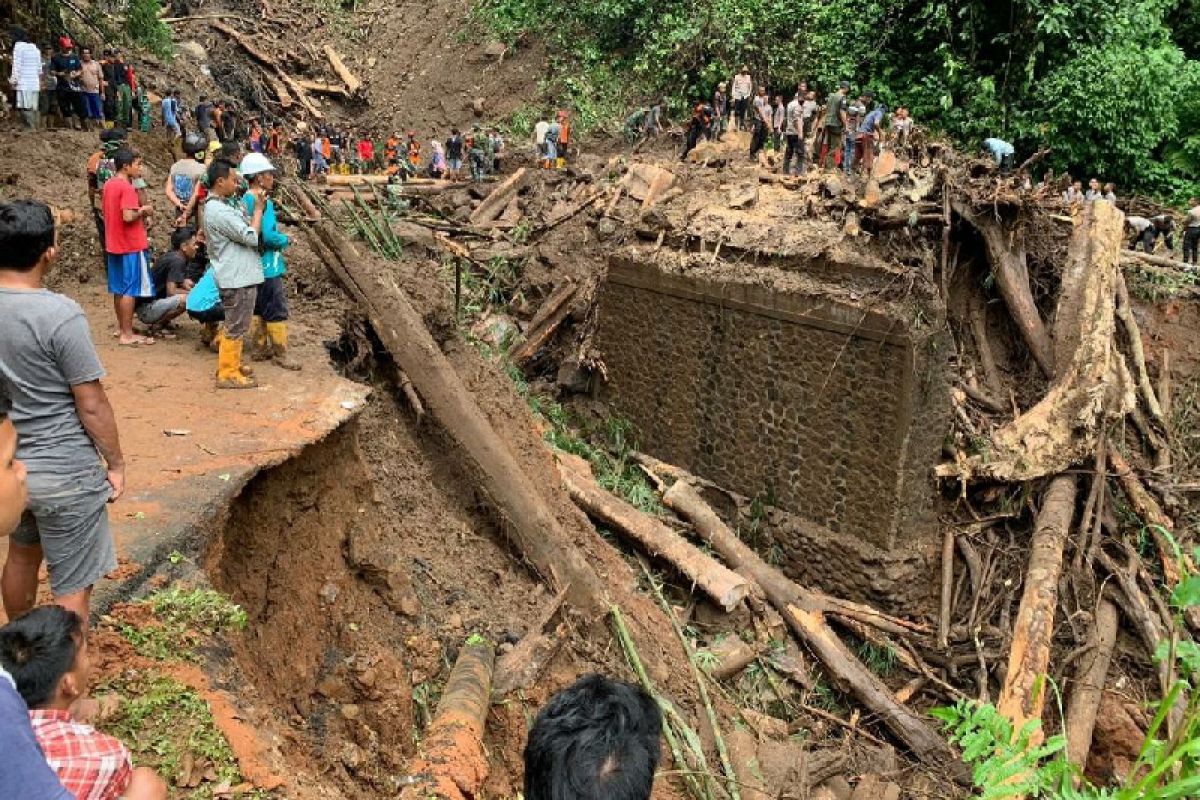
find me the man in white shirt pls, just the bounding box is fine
[731,66,752,130]
[8,27,42,129]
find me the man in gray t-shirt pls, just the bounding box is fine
[0,200,125,626]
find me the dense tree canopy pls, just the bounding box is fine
[479,0,1200,197]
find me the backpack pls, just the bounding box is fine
[92,152,116,192]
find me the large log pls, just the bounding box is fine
[291,199,611,615]
[940,201,1132,482]
[661,480,959,769]
[323,45,362,94]
[1121,249,1197,272]
[399,639,494,800]
[509,281,577,366]
[559,459,751,612]
[954,203,1054,377]
[996,475,1077,745]
[1064,597,1118,773]
[211,21,322,119]
[470,168,527,226]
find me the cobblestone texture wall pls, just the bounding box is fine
[596,258,951,608]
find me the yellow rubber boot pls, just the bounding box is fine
[216,337,258,389]
[249,316,270,361]
[210,327,253,376]
[266,322,302,371]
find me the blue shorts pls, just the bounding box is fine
[106,250,154,298]
[448,158,463,170]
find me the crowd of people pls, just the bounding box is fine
[8,27,151,132]
[292,124,508,182]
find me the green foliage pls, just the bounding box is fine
[474,0,1200,195]
[935,544,1200,798]
[100,675,260,798]
[120,586,247,661]
[125,0,174,58]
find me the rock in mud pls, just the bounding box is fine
[177,40,207,62]
[483,41,507,59]
[728,184,759,209]
[347,528,421,617]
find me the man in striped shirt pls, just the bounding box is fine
[8,26,43,129]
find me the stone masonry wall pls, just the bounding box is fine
[595,257,951,608]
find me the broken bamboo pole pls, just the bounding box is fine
[1064,597,1119,773]
[289,193,611,616]
[399,638,494,800]
[661,480,959,769]
[558,458,750,612]
[996,474,1077,747]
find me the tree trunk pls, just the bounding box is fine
[291,203,611,616]
[559,459,751,612]
[996,475,1077,744]
[1064,597,1118,772]
[509,281,577,366]
[399,640,494,800]
[955,203,1054,376]
[661,480,959,770]
[322,44,362,94]
[470,167,527,226]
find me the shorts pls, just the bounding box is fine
[14,464,116,598]
[253,275,289,322]
[106,250,154,297]
[135,295,184,325]
[219,286,258,339]
[448,158,463,170]
[83,92,103,119]
[16,90,37,110]
[188,306,225,324]
[166,121,181,136]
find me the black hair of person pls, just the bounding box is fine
[113,147,139,171]
[216,141,243,166]
[0,377,11,420]
[0,605,84,709]
[524,674,662,800]
[171,225,197,250]
[0,200,55,272]
[207,159,236,186]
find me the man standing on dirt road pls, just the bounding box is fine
[0,199,126,629]
[204,159,266,389]
[102,148,157,346]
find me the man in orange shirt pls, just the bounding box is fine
[556,110,571,168]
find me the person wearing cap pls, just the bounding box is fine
[203,158,266,388]
[820,80,850,169]
[9,28,43,129]
[49,37,85,130]
[240,153,300,372]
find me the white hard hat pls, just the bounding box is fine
[239,152,275,177]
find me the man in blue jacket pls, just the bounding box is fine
[240,154,301,371]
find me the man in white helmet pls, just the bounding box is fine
[239,153,300,371]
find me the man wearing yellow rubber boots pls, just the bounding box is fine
[202,159,265,389]
[239,153,300,371]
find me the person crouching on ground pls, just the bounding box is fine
[524,674,662,800]
[0,605,168,799]
[240,153,300,372]
[133,227,194,339]
[203,159,265,389]
[102,148,156,346]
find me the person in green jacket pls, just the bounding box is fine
[238,153,301,371]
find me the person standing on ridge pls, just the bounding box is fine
[9,28,43,129]
[731,65,752,131]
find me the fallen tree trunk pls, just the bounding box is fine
[399,638,494,800]
[1064,597,1118,773]
[940,200,1132,482]
[324,174,445,186]
[323,44,362,94]
[291,195,611,616]
[559,459,750,612]
[295,78,350,98]
[1114,270,1167,428]
[955,203,1054,377]
[470,167,526,226]
[1121,249,1197,272]
[661,480,959,769]
[211,21,322,119]
[996,475,1077,745]
[509,281,577,366]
